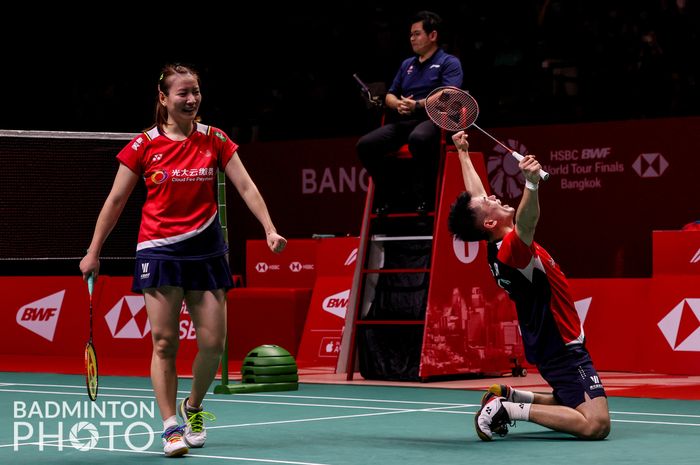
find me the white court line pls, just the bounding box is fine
[0,382,472,406]
[3,406,435,452]
[612,419,700,427]
[1,384,699,423]
[0,388,476,411]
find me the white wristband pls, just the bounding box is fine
[525,180,539,191]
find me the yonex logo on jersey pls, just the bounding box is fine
[152,154,163,162]
[658,298,700,351]
[691,248,700,264]
[16,290,64,341]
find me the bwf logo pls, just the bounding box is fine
[16,290,64,341]
[13,400,156,452]
[322,290,350,319]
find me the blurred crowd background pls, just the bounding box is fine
[3,1,698,140]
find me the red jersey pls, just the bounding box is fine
[487,229,584,365]
[117,123,237,259]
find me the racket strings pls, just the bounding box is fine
[425,88,479,131]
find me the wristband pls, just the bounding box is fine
[525,180,539,191]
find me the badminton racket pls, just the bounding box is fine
[424,86,550,180]
[85,274,98,401]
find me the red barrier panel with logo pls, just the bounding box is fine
[653,231,700,276]
[296,237,359,368]
[420,151,525,378]
[246,239,318,288]
[0,276,199,376]
[1,273,698,375]
[569,277,700,375]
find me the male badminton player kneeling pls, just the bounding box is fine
[447,131,610,441]
[80,63,286,457]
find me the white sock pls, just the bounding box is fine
[163,415,178,431]
[510,388,535,403]
[502,401,531,421]
[186,399,202,411]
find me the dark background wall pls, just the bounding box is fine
[3,2,698,139]
[2,1,699,279]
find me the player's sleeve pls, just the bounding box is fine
[211,127,239,170]
[115,134,147,176]
[497,229,534,269]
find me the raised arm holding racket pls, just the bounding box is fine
[424,86,549,180]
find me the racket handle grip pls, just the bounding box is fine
[87,274,94,296]
[512,151,550,181]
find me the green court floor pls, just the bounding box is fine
[1,372,698,464]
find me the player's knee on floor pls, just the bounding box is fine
[580,418,611,440]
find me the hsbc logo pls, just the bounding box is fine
[632,153,668,178]
[105,296,151,339]
[288,262,313,272]
[453,237,480,264]
[16,290,64,341]
[322,289,350,319]
[658,298,700,351]
[255,262,280,273]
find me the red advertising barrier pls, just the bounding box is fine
[569,277,700,375]
[420,151,525,378]
[227,287,312,359]
[653,231,700,276]
[0,276,198,376]
[296,237,359,368]
[246,239,317,288]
